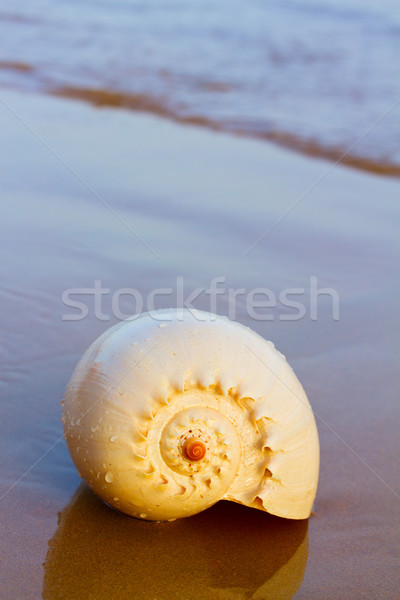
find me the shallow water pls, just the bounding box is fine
[0,90,399,598]
[0,0,399,174]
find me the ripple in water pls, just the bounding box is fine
[0,0,399,175]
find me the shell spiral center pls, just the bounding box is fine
[159,405,241,487]
[181,437,207,461]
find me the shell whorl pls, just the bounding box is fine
[63,309,319,521]
[132,395,243,519]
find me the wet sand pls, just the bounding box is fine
[0,90,399,599]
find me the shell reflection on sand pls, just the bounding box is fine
[43,484,308,600]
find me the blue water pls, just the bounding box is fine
[0,0,399,173]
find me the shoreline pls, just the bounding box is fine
[1,81,399,179]
[48,85,400,179]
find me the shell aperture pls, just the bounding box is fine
[62,309,319,521]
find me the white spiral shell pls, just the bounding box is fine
[63,309,319,521]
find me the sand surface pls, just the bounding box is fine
[0,90,399,599]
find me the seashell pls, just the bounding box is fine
[63,309,319,521]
